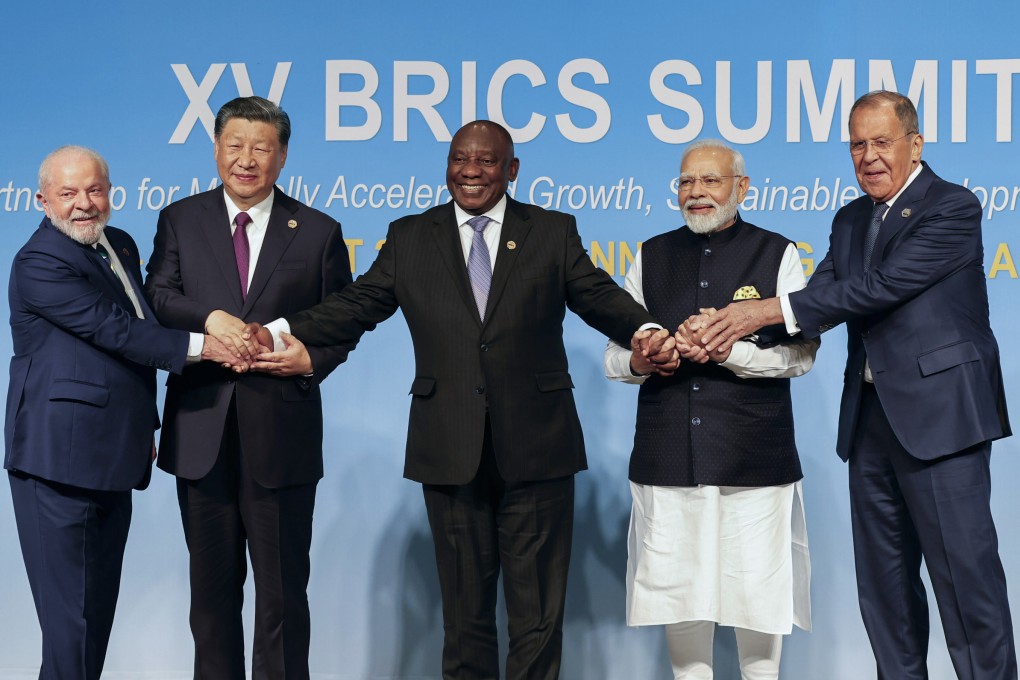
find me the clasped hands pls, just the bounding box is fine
[201,311,312,376]
[629,308,732,376]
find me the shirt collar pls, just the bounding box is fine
[223,189,275,225]
[883,163,923,209]
[454,194,507,228]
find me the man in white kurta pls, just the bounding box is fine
[605,140,817,680]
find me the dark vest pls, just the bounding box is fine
[631,217,803,486]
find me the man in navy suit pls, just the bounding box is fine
[5,146,239,680]
[694,91,1015,679]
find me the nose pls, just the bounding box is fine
[689,179,707,198]
[861,141,881,164]
[74,191,94,211]
[237,147,255,167]
[460,159,482,177]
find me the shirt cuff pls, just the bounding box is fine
[779,294,800,336]
[186,332,204,364]
[263,318,290,352]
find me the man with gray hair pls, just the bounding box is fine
[6,146,238,679]
[604,140,817,679]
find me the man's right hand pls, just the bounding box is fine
[202,335,249,372]
[205,310,260,361]
[242,322,274,351]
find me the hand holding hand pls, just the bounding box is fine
[250,332,313,377]
[242,322,275,352]
[676,308,730,363]
[695,299,781,354]
[205,310,260,361]
[202,335,250,373]
[629,328,680,377]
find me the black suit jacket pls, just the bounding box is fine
[790,163,1010,460]
[144,187,353,487]
[288,197,655,485]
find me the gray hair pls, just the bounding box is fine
[680,139,746,176]
[849,90,919,136]
[214,96,291,146]
[38,146,110,193]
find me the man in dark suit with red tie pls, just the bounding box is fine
[5,146,238,680]
[144,97,353,680]
[694,91,1015,679]
[247,120,674,680]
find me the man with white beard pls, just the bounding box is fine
[5,146,240,680]
[604,139,818,680]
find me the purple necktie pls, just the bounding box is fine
[233,211,251,298]
[467,215,492,320]
[863,202,886,271]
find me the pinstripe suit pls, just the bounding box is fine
[288,196,654,678]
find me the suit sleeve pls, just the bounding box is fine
[563,217,657,346]
[144,208,217,331]
[288,222,401,347]
[303,220,357,383]
[15,246,189,373]
[790,188,982,340]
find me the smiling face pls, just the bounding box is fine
[37,150,111,245]
[678,146,749,234]
[849,101,923,203]
[446,123,519,215]
[214,118,288,210]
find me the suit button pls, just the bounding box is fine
[475,386,485,395]
[480,344,489,352]
[699,280,709,289]
[704,248,712,257]
[692,417,701,426]
[692,383,701,391]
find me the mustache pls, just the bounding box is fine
[684,199,719,210]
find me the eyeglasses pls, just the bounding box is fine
[678,175,742,191]
[848,132,917,156]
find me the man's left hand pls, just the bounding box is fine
[250,332,313,377]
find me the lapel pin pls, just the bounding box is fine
[121,248,130,257]
[287,219,298,229]
[901,208,911,218]
[506,241,517,250]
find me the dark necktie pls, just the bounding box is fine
[863,202,886,271]
[467,215,492,320]
[233,211,252,298]
[95,242,113,269]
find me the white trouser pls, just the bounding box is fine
[664,621,783,680]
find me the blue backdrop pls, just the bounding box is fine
[1,1,1018,677]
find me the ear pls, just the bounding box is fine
[736,175,750,203]
[910,133,924,164]
[507,157,520,182]
[36,191,52,219]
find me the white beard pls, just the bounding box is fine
[682,188,739,234]
[51,210,108,245]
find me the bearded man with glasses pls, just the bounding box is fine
[605,139,818,680]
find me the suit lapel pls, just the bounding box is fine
[243,189,298,315]
[430,204,482,323]
[871,163,935,267]
[198,189,246,309]
[104,229,156,319]
[485,198,532,324]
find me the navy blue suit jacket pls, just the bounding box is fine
[790,163,1010,461]
[5,219,189,490]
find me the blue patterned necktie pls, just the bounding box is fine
[467,215,492,320]
[95,242,113,269]
[863,202,886,271]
